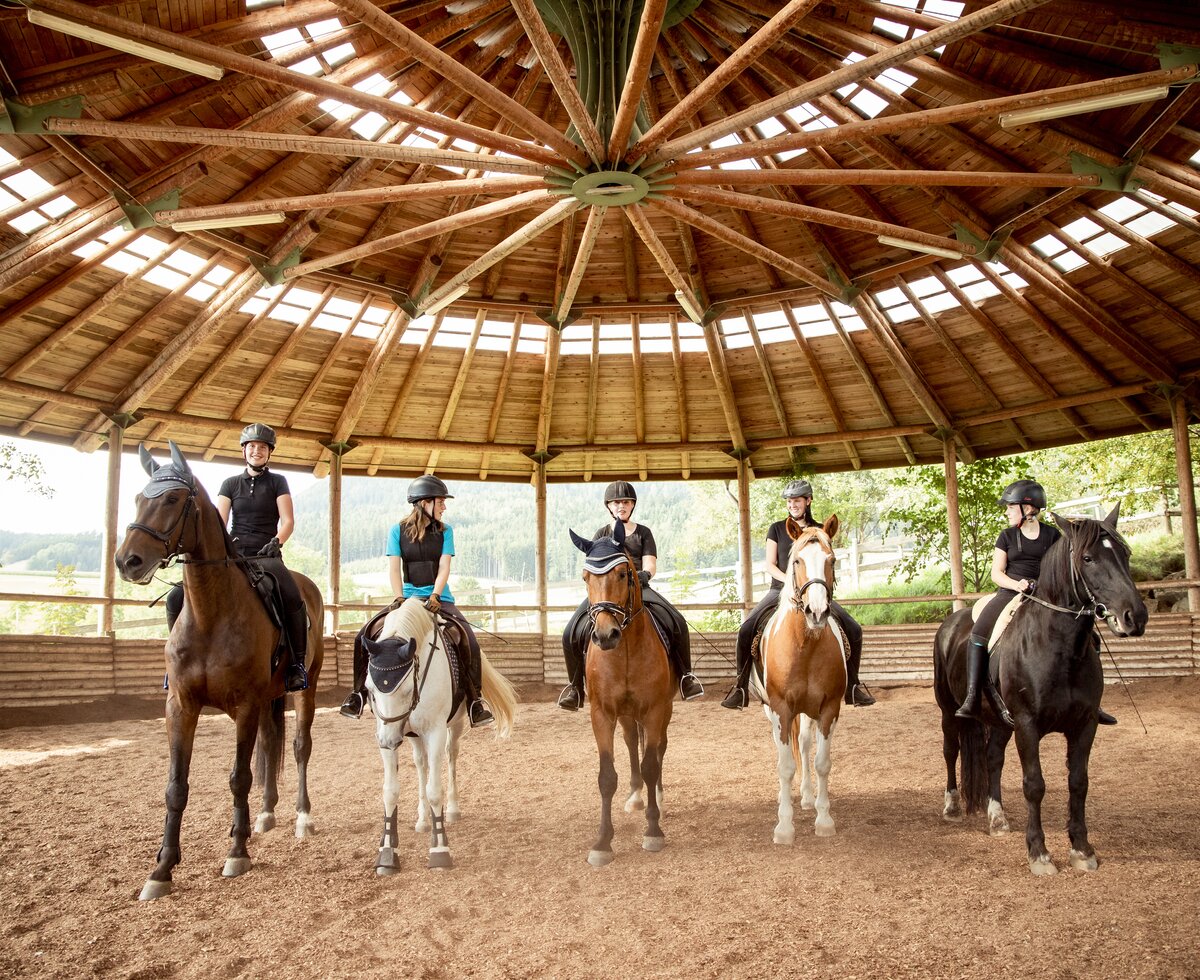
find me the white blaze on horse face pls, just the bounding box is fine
[795,537,831,622]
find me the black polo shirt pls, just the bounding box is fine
[218,468,290,555]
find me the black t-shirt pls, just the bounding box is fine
[594,523,657,572]
[766,519,795,590]
[995,522,1061,582]
[218,469,290,555]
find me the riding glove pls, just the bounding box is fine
[425,594,442,614]
[257,536,282,558]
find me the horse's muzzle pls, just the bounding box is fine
[114,547,157,585]
[592,624,622,650]
[1104,600,1148,638]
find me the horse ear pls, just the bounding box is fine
[1103,501,1120,527]
[611,519,626,546]
[785,517,802,540]
[1050,511,1073,533]
[138,443,158,477]
[168,440,192,476]
[823,514,839,541]
[569,528,592,554]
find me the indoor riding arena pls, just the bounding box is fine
[1,0,1199,977]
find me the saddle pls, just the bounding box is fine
[971,593,1024,648]
[355,601,467,715]
[748,612,849,685]
[242,558,303,672]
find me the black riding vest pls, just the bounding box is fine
[399,524,444,588]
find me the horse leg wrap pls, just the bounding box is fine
[427,809,452,869]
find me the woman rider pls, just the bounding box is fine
[720,479,875,710]
[960,479,1116,727]
[339,475,493,728]
[164,422,309,691]
[558,481,704,711]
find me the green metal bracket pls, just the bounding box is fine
[251,248,302,287]
[1157,43,1200,71]
[953,223,1009,262]
[0,95,83,135]
[522,448,561,464]
[321,439,359,457]
[117,190,179,231]
[722,445,754,460]
[824,266,864,305]
[103,410,142,429]
[1069,152,1144,194]
[539,307,578,332]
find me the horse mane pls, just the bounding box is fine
[389,596,435,643]
[1038,516,1130,601]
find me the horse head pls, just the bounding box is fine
[784,515,840,630]
[115,441,202,584]
[571,524,635,650]
[1049,504,1147,638]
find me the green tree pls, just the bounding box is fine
[884,457,1022,591]
[41,564,88,635]
[0,441,51,498]
[697,572,741,631]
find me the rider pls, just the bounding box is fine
[339,475,493,728]
[960,479,1118,727]
[720,479,875,710]
[164,422,309,691]
[557,481,704,711]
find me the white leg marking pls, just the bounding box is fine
[987,798,1010,836]
[771,712,796,845]
[813,726,835,837]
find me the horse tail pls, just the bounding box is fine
[480,652,517,738]
[958,719,989,815]
[789,715,801,765]
[255,694,287,786]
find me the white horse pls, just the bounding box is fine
[365,597,516,873]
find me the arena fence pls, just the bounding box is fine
[0,613,1195,708]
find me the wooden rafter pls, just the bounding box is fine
[608,0,669,160]
[668,314,691,479]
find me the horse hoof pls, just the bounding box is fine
[815,820,836,838]
[376,848,400,875]
[254,812,276,834]
[943,791,962,822]
[222,857,252,878]
[295,815,315,839]
[800,798,815,812]
[642,835,666,853]
[624,794,645,813]
[138,879,172,901]
[1029,855,1058,876]
[415,819,431,833]
[376,864,399,877]
[988,818,1010,837]
[773,828,795,846]
[1069,849,1099,872]
[427,848,453,870]
[587,849,614,867]
[445,808,460,826]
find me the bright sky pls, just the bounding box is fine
[0,437,318,535]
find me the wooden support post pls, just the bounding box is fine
[328,448,344,639]
[943,436,966,612]
[737,458,753,609]
[535,463,548,635]
[1170,395,1200,613]
[99,422,125,636]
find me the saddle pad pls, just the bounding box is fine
[971,593,1023,648]
[366,636,416,694]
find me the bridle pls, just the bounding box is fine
[369,625,438,727]
[126,478,199,569]
[1021,533,1116,626]
[790,532,836,612]
[586,559,642,633]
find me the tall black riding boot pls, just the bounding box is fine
[957,637,1013,728]
[843,636,875,706]
[467,646,494,728]
[720,658,751,710]
[558,633,586,711]
[283,605,309,693]
[339,632,369,719]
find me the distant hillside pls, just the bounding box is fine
[292,478,736,582]
[0,530,102,572]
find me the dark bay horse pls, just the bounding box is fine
[934,505,1147,875]
[756,515,847,841]
[570,522,674,866]
[114,442,325,900]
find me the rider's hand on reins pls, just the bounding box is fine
[425,594,442,614]
[257,536,282,558]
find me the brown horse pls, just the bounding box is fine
[756,515,847,842]
[114,442,324,900]
[570,522,673,867]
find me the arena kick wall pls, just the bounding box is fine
[0,615,1196,708]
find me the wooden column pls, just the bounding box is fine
[535,463,548,634]
[943,436,966,612]
[326,445,345,639]
[737,458,753,607]
[99,421,126,636]
[1170,394,1200,613]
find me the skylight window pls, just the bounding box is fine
[871,0,964,47]
[1030,234,1086,273]
[704,134,760,171]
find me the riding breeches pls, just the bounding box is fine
[438,601,483,695]
[970,588,1019,646]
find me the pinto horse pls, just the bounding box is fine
[754,515,847,842]
[114,442,324,900]
[570,522,674,866]
[934,505,1147,875]
[366,597,516,874]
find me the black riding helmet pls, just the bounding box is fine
[604,481,637,515]
[407,474,453,503]
[782,479,813,499]
[999,479,1046,511]
[239,422,276,449]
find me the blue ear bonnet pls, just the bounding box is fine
[139,442,196,498]
[570,525,629,575]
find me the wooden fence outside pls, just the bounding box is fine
[1,614,1195,709]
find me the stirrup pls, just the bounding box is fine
[680,673,704,701]
[720,685,748,710]
[339,690,365,719]
[850,683,876,707]
[557,683,583,712]
[284,663,309,693]
[468,699,494,728]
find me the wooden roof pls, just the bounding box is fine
[0,0,1198,483]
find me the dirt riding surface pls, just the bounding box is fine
[2,678,1197,979]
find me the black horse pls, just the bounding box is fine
[934,505,1147,875]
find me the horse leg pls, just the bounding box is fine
[254,697,282,835]
[1066,724,1100,871]
[657,725,668,813]
[640,707,669,853]
[1016,729,1056,875]
[771,710,797,846]
[985,726,1012,836]
[376,746,402,875]
[222,707,259,879]
[940,705,962,822]
[423,728,452,870]
[588,709,619,867]
[139,694,199,901]
[798,715,815,811]
[812,721,836,837]
[445,715,465,825]
[621,717,644,813]
[411,737,431,833]
[292,686,317,838]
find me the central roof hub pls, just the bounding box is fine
[570,170,650,206]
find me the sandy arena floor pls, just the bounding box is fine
[1,677,1197,979]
